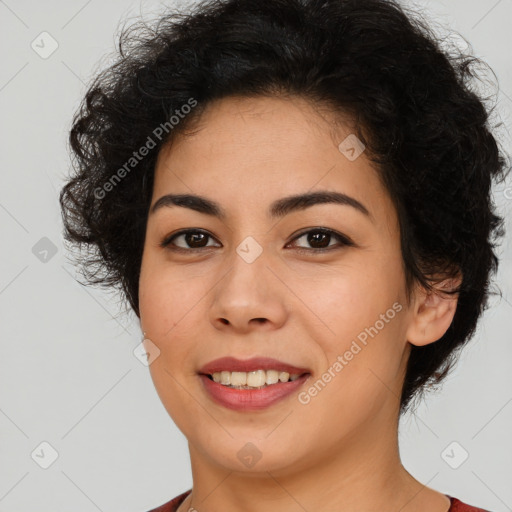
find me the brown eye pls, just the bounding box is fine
[160,229,220,251]
[288,228,353,253]
[160,227,353,254]
[300,231,331,248]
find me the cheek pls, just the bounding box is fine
[297,301,407,436]
[139,255,208,340]
[292,256,407,391]
[139,259,208,429]
[290,255,404,341]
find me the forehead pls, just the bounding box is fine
[151,95,395,227]
[156,95,351,171]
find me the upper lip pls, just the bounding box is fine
[198,357,311,375]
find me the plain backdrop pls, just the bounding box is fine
[1,0,511,511]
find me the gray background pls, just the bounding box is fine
[0,0,511,511]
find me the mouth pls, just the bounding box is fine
[197,357,311,411]
[201,369,309,389]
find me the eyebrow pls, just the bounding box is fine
[150,190,372,221]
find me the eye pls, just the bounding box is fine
[160,227,353,254]
[287,228,353,253]
[160,229,220,252]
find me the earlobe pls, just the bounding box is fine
[406,276,461,347]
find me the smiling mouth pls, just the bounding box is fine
[203,369,310,389]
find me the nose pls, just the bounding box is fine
[208,244,288,334]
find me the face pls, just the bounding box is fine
[139,95,415,475]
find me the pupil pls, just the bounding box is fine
[309,232,330,248]
[187,232,207,247]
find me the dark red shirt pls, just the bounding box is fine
[146,490,493,511]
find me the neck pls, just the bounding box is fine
[179,409,449,512]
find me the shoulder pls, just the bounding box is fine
[449,496,493,512]
[145,489,192,512]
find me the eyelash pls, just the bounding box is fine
[159,227,354,254]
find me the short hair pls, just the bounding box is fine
[59,0,510,412]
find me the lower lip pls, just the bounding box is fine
[199,374,310,411]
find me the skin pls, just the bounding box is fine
[138,95,459,512]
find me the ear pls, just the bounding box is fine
[405,275,462,347]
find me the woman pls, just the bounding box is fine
[59,0,509,510]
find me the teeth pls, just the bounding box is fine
[266,370,279,385]
[247,370,266,387]
[210,370,303,388]
[230,372,247,386]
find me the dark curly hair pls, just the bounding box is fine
[59,0,510,412]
